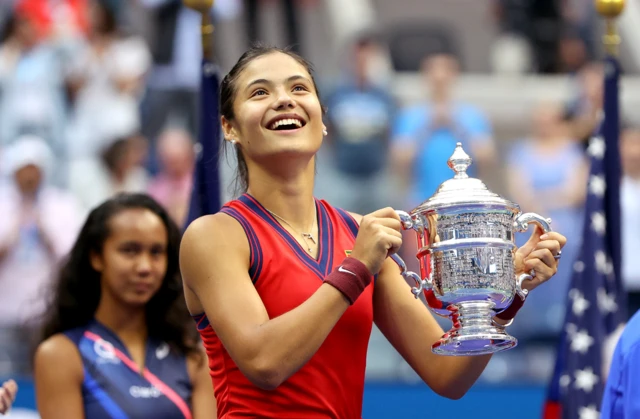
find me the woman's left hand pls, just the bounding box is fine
[0,379,17,414]
[515,227,567,292]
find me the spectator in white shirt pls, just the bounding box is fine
[0,136,83,374]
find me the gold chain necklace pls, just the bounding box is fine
[266,209,317,253]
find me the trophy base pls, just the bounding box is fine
[432,329,517,356]
[431,300,518,356]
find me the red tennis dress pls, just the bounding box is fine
[193,194,374,419]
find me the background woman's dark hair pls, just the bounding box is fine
[101,137,130,173]
[39,193,199,356]
[0,12,16,44]
[91,0,118,36]
[220,44,326,195]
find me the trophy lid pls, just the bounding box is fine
[411,143,518,214]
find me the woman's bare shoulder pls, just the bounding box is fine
[183,212,248,247]
[180,212,251,289]
[34,334,83,379]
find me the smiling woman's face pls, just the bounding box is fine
[223,52,326,162]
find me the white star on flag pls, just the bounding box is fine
[595,250,613,275]
[595,251,613,275]
[574,260,585,272]
[587,136,606,159]
[560,374,571,388]
[574,367,599,392]
[591,212,606,235]
[589,175,606,197]
[569,289,590,316]
[578,405,600,419]
[570,329,595,354]
[597,288,618,314]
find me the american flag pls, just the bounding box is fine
[185,58,223,227]
[542,56,627,419]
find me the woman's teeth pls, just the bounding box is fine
[270,119,303,130]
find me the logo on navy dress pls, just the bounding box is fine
[129,386,162,398]
[94,338,120,364]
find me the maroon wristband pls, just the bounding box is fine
[324,257,372,305]
[496,294,525,321]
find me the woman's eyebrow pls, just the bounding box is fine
[246,78,270,90]
[245,75,310,90]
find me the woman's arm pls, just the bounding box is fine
[180,213,350,390]
[34,334,85,419]
[187,348,216,419]
[373,258,492,399]
[180,209,399,390]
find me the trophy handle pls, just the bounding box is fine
[514,212,552,234]
[390,253,432,298]
[513,212,553,299]
[395,210,419,230]
[392,210,431,298]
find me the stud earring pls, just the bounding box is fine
[322,129,328,136]
[229,138,237,145]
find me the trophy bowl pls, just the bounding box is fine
[391,143,551,356]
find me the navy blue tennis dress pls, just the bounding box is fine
[64,320,193,419]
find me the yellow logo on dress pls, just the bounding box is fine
[345,250,352,257]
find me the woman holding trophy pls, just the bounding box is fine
[180,45,567,418]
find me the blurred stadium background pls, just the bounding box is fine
[0,0,638,417]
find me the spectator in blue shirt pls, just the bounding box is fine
[391,53,497,208]
[601,309,640,418]
[317,33,396,214]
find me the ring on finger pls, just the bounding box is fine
[554,250,562,260]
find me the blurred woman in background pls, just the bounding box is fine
[0,135,82,376]
[68,133,150,213]
[506,101,587,338]
[147,128,195,227]
[33,193,215,419]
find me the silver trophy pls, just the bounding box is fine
[392,143,551,356]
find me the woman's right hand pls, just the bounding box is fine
[0,379,17,414]
[350,207,403,275]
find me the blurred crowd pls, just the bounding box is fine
[0,0,204,377]
[0,0,638,388]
